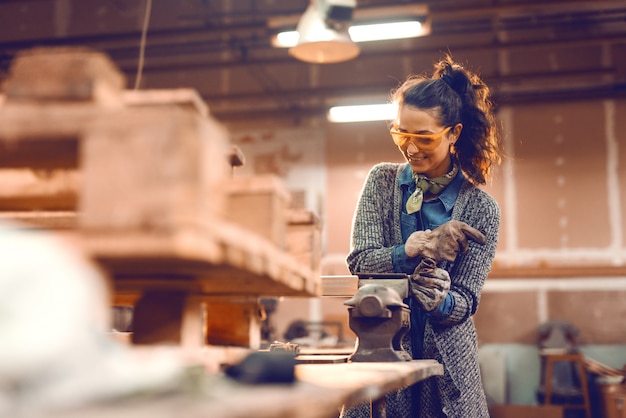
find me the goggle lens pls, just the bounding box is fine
[389,126,452,151]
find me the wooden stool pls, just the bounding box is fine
[611,381,626,418]
[540,351,592,418]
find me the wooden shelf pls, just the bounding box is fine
[85,220,320,297]
[489,265,626,278]
[320,266,626,297]
[0,48,323,349]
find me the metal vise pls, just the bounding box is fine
[344,273,411,362]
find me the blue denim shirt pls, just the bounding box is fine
[392,163,463,357]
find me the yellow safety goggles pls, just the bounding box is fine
[389,125,452,152]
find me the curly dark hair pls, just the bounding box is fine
[389,55,502,185]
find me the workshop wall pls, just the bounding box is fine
[321,99,626,271]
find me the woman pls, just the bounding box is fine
[342,56,502,417]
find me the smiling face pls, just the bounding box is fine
[395,104,462,178]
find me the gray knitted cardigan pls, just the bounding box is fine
[344,162,500,418]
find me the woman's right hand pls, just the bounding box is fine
[405,229,433,258]
[405,220,486,262]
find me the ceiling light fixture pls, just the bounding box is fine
[270,4,430,51]
[288,0,359,64]
[275,20,426,48]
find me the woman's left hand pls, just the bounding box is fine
[409,258,451,311]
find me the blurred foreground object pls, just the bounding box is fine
[0,220,184,415]
[224,351,296,384]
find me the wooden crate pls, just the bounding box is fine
[286,208,322,273]
[80,105,231,232]
[3,46,125,105]
[222,175,291,249]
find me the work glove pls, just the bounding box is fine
[405,220,486,263]
[409,258,450,312]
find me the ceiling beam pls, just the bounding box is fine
[210,82,626,123]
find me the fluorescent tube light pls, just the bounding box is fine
[349,21,423,42]
[328,103,396,123]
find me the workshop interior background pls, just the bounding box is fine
[1,0,625,413]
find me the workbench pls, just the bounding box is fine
[49,359,443,418]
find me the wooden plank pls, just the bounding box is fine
[299,347,355,356]
[0,102,106,143]
[122,88,208,117]
[0,101,207,171]
[287,208,322,273]
[84,219,321,297]
[322,275,359,297]
[0,211,77,229]
[297,360,443,403]
[296,354,348,364]
[0,169,78,210]
[0,178,322,298]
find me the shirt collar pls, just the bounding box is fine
[439,170,463,211]
[399,163,414,187]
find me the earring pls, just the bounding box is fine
[450,142,456,154]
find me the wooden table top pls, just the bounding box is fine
[48,360,443,418]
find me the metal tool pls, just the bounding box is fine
[344,273,411,362]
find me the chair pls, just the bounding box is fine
[539,350,592,418]
[536,321,591,418]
